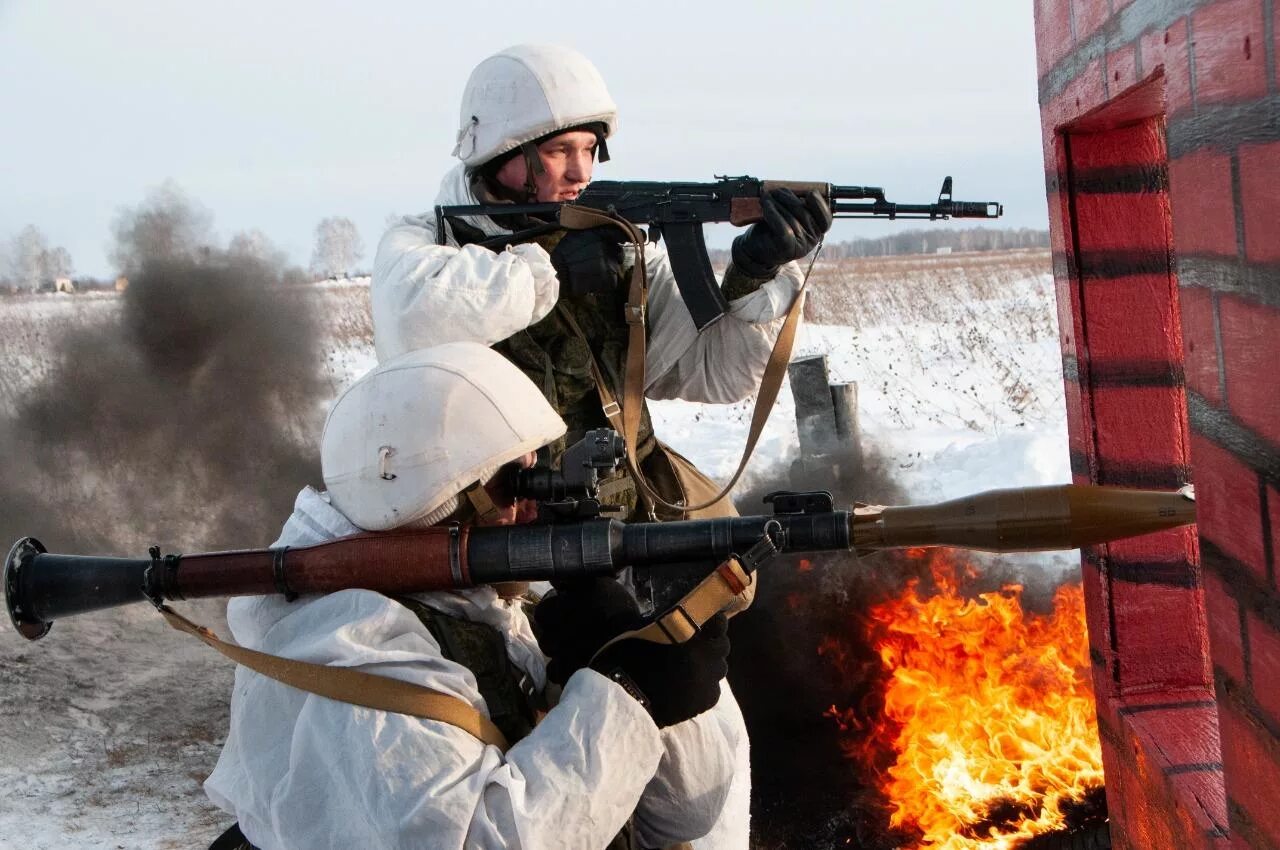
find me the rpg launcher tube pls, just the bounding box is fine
[850,483,1196,553]
[5,484,1196,641]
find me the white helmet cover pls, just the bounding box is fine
[453,43,618,167]
[321,342,566,531]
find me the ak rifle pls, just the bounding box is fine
[437,176,1004,330]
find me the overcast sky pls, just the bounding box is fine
[0,1,1047,278]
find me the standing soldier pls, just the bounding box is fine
[371,43,832,526]
[369,44,831,848]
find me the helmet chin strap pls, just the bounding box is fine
[519,142,544,200]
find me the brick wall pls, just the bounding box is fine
[1034,0,1280,847]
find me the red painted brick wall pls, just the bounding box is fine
[1035,0,1280,847]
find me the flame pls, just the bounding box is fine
[842,549,1103,848]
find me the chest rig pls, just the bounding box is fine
[454,222,669,520]
[395,596,542,745]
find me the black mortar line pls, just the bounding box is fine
[1211,290,1228,405]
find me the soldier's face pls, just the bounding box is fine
[495,130,597,202]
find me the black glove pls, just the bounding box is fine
[590,613,730,728]
[533,579,731,728]
[549,227,625,296]
[731,188,833,279]
[533,577,643,687]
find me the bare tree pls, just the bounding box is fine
[9,225,50,291]
[229,228,289,269]
[4,226,74,292]
[109,180,215,275]
[45,246,73,281]
[309,216,364,279]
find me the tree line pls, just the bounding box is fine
[1,182,370,293]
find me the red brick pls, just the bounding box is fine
[1072,0,1110,41]
[1272,481,1280,578]
[1218,294,1280,448]
[1170,769,1230,837]
[1115,724,1216,849]
[1130,704,1222,768]
[1108,43,1139,94]
[1075,199,1172,254]
[1056,272,1081,360]
[1169,150,1239,257]
[1084,275,1184,364]
[1064,378,1091,459]
[1082,556,1113,658]
[1191,0,1268,106]
[1191,433,1267,581]
[1035,0,1075,75]
[1044,58,1105,127]
[1092,385,1190,466]
[1109,526,1199,568]
[1048,181,1073,254]
[1178,285,1224,405]
[1247,613,1280,726]
[1219,698,1280,847]
[1113,580,1213,693]
[1140,19,1194,117]
[1070,118,1166,170]
[1238,142,1280,263]
[1205,569,1247,684]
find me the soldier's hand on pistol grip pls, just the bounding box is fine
[731,187,833,279]
[533,577,641,686]
[533,578,731,727]
[588,612,730,728]
[550,226,626,296]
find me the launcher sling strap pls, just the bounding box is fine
[154,545,762,749]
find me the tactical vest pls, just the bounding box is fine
[402,600,662,850]
[489,233,672,521]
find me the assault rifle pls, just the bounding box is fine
[437,176,1004,330]
[6,429,1193,641]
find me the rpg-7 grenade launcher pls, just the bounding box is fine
[6,428,1195,641]
[437,176,1004,330]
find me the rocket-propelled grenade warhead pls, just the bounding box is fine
[851,484,1197,553]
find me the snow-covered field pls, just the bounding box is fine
[0,249,1070,848]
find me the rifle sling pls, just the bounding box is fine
[557,204,809,516]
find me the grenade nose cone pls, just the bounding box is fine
[1064,485,1197,548]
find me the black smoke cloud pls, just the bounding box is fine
[0,185,324,556]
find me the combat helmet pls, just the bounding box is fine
[321,342,566,531]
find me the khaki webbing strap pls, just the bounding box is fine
[557,204,810,516]
[463,480,504,525]
[591,558,752,659]
[156,603,511,751]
